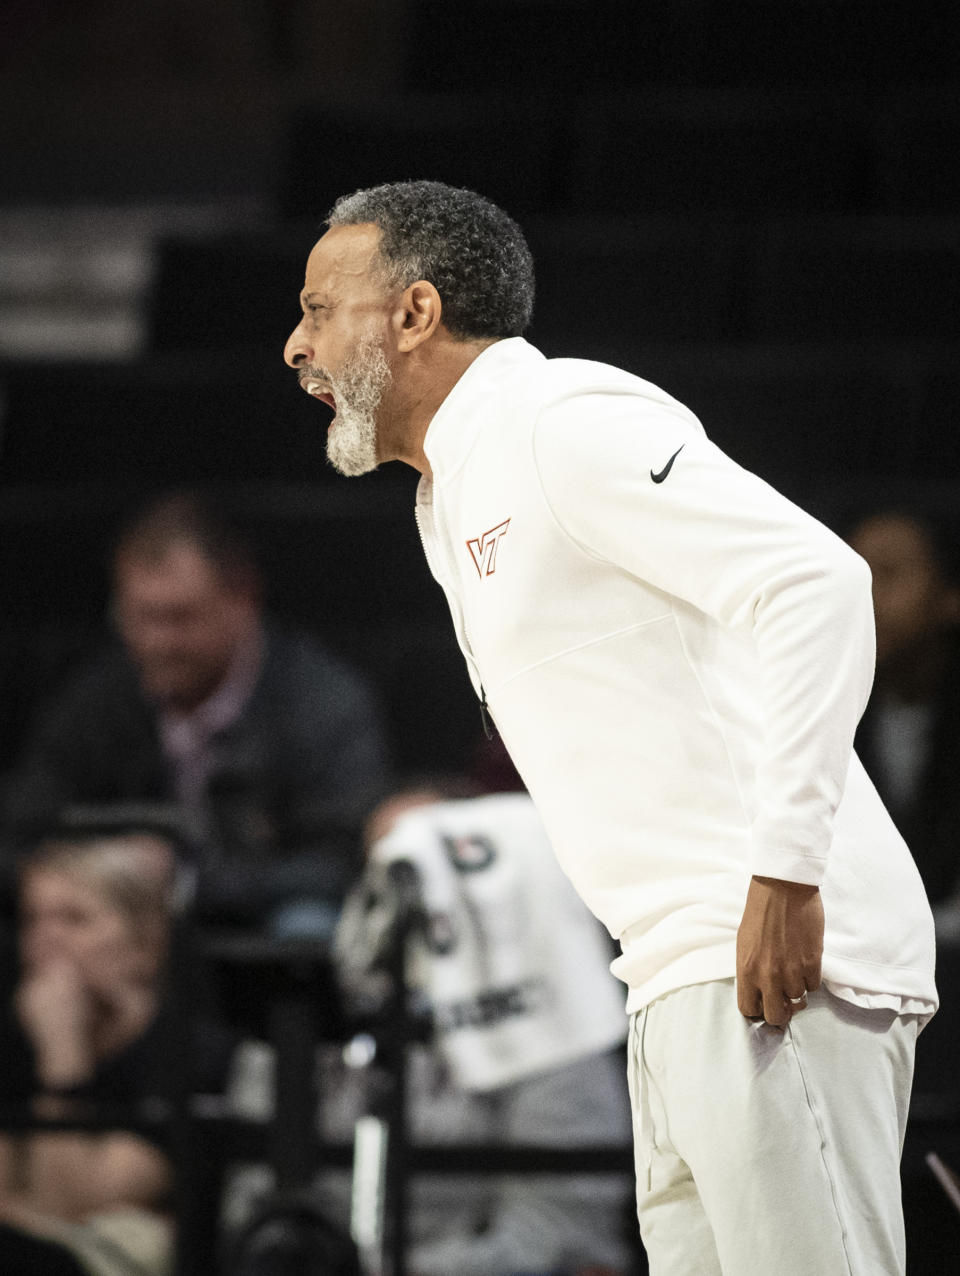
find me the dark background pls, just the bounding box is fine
[2,2,959,1264]
[2,0,959,774]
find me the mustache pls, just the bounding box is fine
[297,365,330,388]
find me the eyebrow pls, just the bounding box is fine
[301,291,329,306]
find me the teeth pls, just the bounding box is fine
[305,381,322,396]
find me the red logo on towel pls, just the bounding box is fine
[466,518,511,578]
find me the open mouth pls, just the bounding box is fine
[302,379,336,412]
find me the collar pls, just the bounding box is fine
[421,337,545,490]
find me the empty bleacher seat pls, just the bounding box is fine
[278,96,563,223]
[567,91,873,215]
[406,1,960,96]
[751,216,960,340]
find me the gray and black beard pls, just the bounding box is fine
[326,334,391,477]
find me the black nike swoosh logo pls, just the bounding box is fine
[650,444,685,484]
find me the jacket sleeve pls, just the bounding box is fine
[533,386,875,885]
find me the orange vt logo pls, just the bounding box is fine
[466,518,511,578]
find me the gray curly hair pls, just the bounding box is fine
[327,180,535,341]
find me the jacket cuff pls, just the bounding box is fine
[748,845,828,886]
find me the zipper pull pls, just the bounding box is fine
[479,686,494,740]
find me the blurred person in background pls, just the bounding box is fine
[3,490,392,937]
[848,508,960,932]
[223,783,634,1275]
[325,782,635,1276]
[0,831,234,1275]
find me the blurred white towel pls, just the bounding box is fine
[336,792,626,1091]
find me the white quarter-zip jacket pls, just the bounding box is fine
[415,338,937,1018]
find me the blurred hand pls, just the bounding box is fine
[16,958,95,1088]
[736,875,823,1029]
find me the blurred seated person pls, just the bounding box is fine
[848,508,960,929]
[320,783,635,1276]
[0,831,235,1275]
[3,491,392,935]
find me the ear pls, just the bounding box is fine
[392,280,442,352]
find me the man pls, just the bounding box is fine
[4,491,391,932]
[282,181,937,1274]
[847,508,960,910]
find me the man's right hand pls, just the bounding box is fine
[736,875,824,1028]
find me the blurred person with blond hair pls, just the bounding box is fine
[0,831,234,1275]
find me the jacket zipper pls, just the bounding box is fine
[479,688,494,740]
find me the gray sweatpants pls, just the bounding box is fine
[628,978,919,1275]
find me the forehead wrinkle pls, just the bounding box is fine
[308,226,383,288]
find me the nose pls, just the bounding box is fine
[284,319,313,369]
